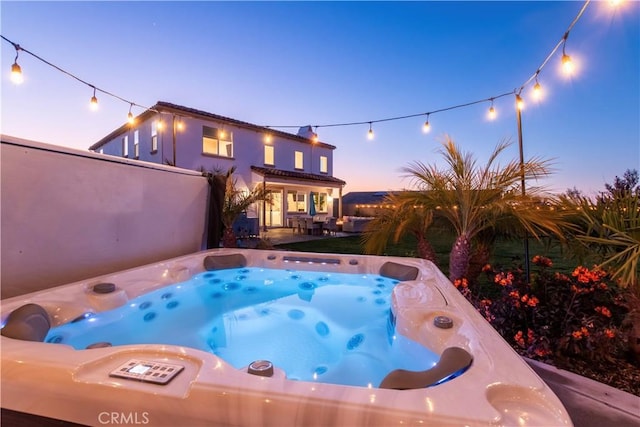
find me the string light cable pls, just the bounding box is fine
[266,0,593,136]
[0,0,602,137]
[0,34,158,119]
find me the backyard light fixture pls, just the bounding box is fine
[10,44,23,84]
[90,87,98,110]
[561,33,574,75]
[127,104,135,124]
[422,114,431,133]
[516,93,525,111]
[367,122,374,140]
[488,99,496,120]
[532,79,543,101]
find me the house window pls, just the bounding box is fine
[151,121,158,153]
[320,156,328,173]
[133,130,139,158]
[264,145,274,166]
[313,192,328,213]
[287,191,307,212]
[202,126,233,158]
[294,151,303,170]
[122,135,129,157]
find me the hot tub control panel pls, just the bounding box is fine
[109,359,184,385]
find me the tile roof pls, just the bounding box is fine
[251,166,346,186]
[90,101,336,150]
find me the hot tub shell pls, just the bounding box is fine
[1,249,572,426]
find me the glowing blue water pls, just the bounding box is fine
[45,267,439,387]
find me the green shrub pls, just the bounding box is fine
[456,255,629,363]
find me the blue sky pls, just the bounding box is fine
[1,1,638,195]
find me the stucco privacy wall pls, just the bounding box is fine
[1,136,209,299]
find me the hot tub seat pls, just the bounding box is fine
[1,303,51,342]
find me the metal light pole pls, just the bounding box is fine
[516,94,531,283]
[172,114,177,167]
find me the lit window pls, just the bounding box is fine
[312,192,328,213]
[295,151,303,170]
[264,145,274,166]
[202,126,233,158]
[320,156,328,173]
[122,135,129,157]
[287,191,306,212]
[134,130,139,158]
[151,121,158,153]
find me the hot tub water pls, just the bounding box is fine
[45,267,439,387]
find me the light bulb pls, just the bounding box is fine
[367,126,374,140]
[264,134,272,143]
[157,120,164,131]
[219,129,226,139]
[10,62,23,84]
[422,120,431,133]
[516,94,525,111]
[127,111,134,124]
[562,53,574,75]
[532,81,542,101]
[488,106,496,120]
[176,120,184,131]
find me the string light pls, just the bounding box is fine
[127,104,135,124]
[532,76,543,101]
[312,126,319,143]
[422,114,431,133]
[488,99,496,120]
[561,33,574,75]
[516,93,525,111]
[0,0,600,135]
[90,86,98,110]
[10,43,23,84]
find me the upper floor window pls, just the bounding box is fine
[203,126,233,158]
[320,156,328,173]
[264,145,274,166]
[294,151,303,170]
[122,135,129,157]
[151,121,158,153]
[133,130,140,158]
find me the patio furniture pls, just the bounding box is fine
[324,217,338,236]
[303,218,323,236]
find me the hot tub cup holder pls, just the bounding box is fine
[247,360,274,377]
[86,283,128,311]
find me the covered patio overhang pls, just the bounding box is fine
[250,166,346,229]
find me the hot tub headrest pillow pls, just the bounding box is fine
[1,303,51,342]
[204,253,247,271]
[380,261,419,281]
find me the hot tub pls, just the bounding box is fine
[0,249,572,426]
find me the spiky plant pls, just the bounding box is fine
[216,166,270,248]
[362,192,438,264]
[401,137,572,282]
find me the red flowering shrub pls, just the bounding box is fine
[456,256,628,363]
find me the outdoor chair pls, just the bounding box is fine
[324,217,338,236]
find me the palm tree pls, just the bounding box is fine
[398,137,572,282]
[362,192,438,264]
[217,167,270,248]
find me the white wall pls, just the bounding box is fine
[1,136,209,299]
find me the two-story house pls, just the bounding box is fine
[89,101,346,231]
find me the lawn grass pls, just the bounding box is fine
[275,228,578,277]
